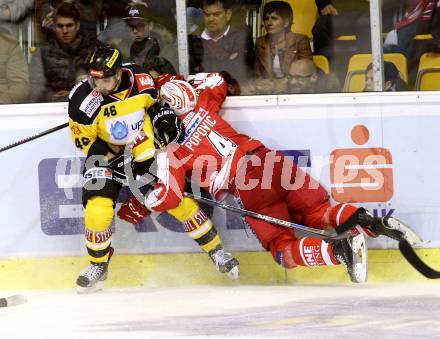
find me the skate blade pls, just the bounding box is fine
[76,281,104,294]
[226,266,240,281]
[385,218,423,245]
[351,233,368,284]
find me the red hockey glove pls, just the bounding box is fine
[154,73,184,90]
[117,196,150,225]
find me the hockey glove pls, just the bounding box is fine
[154,73,184,90]
[152,106,185,148]
[117,196,150,225]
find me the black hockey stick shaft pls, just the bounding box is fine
[398,239,440,279]
[0,122,68,153]
[184,192,348,240]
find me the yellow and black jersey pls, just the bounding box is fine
[68,63,157,161]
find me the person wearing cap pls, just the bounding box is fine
[364,61,408,92]
[123,3,176,77]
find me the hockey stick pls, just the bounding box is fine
[124,163,440,278]
[0,294,27,308]
[398,239,440,279]
[184,192,349,240]
[0,122,68,153]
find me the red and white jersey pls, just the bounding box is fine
[146,73,263,211]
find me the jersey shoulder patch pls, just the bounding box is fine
[68,80,103,124]
[135,72,155,93]
[124,64,156,95]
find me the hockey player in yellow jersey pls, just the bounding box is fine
[68,46,239,293]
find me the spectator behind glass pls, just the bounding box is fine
[97,0,132,59]
[0,0,33,39]
[29,2,100,102]
[189,0,255,85]
[0,29,29,103]
[313,0,436,60]
[364,61,408,92]
[384,0,436,56]
[123,3,176,77]
[255,1,312,79]
[37,0,102,41]
[151,15,178,72]
[286,58,340,93]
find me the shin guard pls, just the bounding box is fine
[84,197,114,263]
[168,197,221,253]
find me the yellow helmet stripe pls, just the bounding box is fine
[107,49,120,69]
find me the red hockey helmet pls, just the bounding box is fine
[160,80,197,115]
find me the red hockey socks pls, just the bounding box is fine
[271,236,340,268]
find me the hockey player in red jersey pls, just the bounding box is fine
[140,72,416,283]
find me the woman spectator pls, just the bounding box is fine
[255,1,312,79]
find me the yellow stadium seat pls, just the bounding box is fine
[336,35,357,41]
[313,55,330,74]
[343,53,408,92]
[415,53,440,90]
[265,0,318,38]
[414,34,433,40]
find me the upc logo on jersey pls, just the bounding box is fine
[105,111,145,144]
[110,121,129,140]
[135,73,154,92]
[79,89,103,118]
[330,124,394,202]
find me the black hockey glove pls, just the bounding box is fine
[152,106,185,148]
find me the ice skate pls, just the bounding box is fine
[76,262,109,294]
[331,232,368,283]
[208,245,239,280]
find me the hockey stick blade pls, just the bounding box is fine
[0,122,68,153]
[0,294,27,308]
[384,217,423,246]
[185,192,348,239]
[399,239,440,279]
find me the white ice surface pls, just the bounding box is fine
[1,284,440,339]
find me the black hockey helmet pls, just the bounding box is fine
[87,46,122,79]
